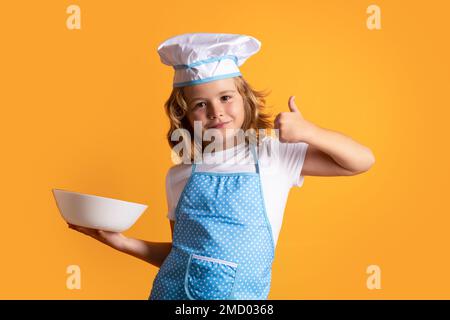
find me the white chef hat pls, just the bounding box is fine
[157,33,261,88]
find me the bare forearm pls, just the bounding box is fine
[121,237,172,268]
[305,123,375,172]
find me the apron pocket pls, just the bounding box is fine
[185,253,238,300]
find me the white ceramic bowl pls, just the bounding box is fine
[52,189,148,232]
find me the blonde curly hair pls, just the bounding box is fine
[164,76,274,162]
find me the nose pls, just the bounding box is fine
[206,101,224,119]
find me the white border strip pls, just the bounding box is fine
[192,254,238,268]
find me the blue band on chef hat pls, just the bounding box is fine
[173,72,242,87]
[173,55,239,70]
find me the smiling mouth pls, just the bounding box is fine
[209,121,231,129]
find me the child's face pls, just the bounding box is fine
[184,78,245,139]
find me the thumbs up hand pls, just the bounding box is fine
[274,96,315,143]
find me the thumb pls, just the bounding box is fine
[288,96,303,117]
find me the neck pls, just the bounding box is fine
[202,135,245,153]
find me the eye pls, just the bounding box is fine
[194,102,206,109]
[192,96,232,110]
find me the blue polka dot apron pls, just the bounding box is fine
[149,143,275,300]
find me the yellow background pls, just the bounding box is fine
[1,0,449,299]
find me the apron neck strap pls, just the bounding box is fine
[250,142,260,174]
[191,160,197,174]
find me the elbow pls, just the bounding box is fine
[366,149,376,170]
[354,149,376,174]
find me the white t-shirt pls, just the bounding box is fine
[165,136,309,247]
